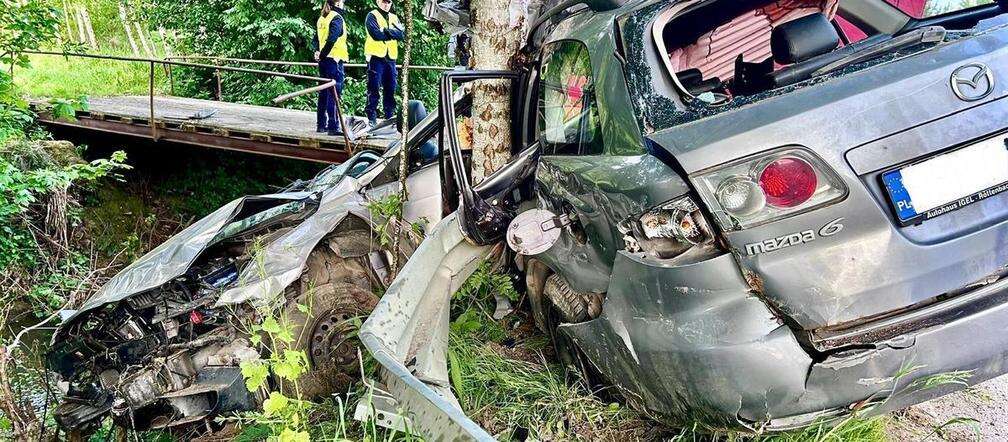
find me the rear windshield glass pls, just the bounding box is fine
[883,0,995,18]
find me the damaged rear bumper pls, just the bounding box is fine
[562,250,1008,430]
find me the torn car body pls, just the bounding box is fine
[45,105,453,432]
[361,0,1008,438]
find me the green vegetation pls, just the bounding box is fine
[15,52,169,98]
[142,0,451,111]
[1,0,990,440]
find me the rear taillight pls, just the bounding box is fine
[695,147,846,231]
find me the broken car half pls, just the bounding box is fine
[363,0,1008,438]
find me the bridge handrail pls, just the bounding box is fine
[164,55,450,71]
[22,50,356,150]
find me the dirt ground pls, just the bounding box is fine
[887,374,1008,441]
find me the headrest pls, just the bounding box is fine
[771,13,840,65]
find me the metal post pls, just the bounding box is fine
[332,86,354,154]
[214,60,222,100]
[167,64,175,96]
[149,60,158,141]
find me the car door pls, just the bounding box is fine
[438,70,543,245]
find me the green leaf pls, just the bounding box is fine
[262,391,290,417]
[240,360,269,392]
[272,350,307,381]
[261,316,282,334]
[277,428,310,442]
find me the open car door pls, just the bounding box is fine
[359,70,539,441]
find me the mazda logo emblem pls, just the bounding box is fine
[950,63,995,101]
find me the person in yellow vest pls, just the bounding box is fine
[364,0,404,126]
[313,0,348,135]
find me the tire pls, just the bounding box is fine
[276,231,379,399]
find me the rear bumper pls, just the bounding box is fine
[561,251,1008,430]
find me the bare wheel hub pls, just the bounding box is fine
[308,308,357,368]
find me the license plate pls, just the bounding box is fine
[882,136,1008,226]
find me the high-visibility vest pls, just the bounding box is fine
[317,11,349,62]
[364,10,400,60]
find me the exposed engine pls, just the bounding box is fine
[48,251,262,433]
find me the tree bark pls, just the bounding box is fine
[79,5,97,49]
[74,6,87,46]
[468,0,526,183]
[119,4,140,56]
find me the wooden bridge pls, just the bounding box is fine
[25,52,443,163]
[31,95,392,163]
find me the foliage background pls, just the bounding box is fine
[139,0,452,114]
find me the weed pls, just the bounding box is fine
[366,194,404,247]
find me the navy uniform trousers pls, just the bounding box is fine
[317,58,345,131]
[365,56,396,122]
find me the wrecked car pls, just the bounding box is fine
[49,0,1008,438]
[44,101,455,434]
[361,0,1008,438]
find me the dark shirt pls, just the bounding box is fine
[366,9,404,48]
[313,8,345,60]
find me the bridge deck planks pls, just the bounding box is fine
[32,95,394,162]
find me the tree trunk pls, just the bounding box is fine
[158,27,173,57]
[468,0,526,183]
[135,22,154,57]
[119,4,140,56]
[61,0,76,43]
[74,6,87,45]
[79,6,97,49]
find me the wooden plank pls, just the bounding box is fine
[69,95,394,152]
[36,112,350,163]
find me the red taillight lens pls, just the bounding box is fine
[759,157,817,208]
[694,147,846,231]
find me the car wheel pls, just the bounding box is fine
[277,233,379,399]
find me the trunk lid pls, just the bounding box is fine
[646,21,1008,333]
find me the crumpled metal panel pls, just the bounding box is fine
[217,177,366,306]
[360,212,495,441]
[561,250,813,428]
[65,192,306,323]
[62,176,367,327]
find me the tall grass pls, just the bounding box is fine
[13,53,170,98]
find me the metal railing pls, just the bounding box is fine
[163,55,451,102]
[22,50,358,150]
[165,54,450,71]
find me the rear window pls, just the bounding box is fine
[883,0,995,18]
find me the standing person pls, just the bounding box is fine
[364,0,404,126]
[313,0,348,136]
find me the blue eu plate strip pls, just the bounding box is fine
[882,169,917,222]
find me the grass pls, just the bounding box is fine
[13,53,171,99]
[450,334,651,440]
